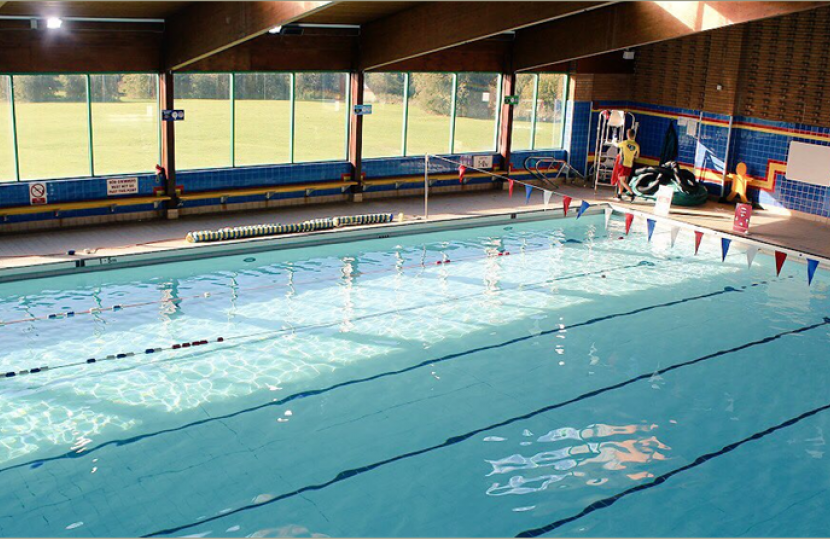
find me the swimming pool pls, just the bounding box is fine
[2,212,829,538]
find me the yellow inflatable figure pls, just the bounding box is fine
[726,162,750,204]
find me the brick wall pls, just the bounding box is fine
[631,5,830,124]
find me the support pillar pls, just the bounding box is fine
[159,71,179,218]
[348,70,365,202]
[498,71,517,176]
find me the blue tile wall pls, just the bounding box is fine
[0,173,160,209]
[177,161,351,193]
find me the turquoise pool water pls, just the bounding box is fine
[2,213,830,538]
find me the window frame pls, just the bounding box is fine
[511,72,570,153]
[0,71,161,182]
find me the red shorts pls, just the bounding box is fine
[611,156,632,186]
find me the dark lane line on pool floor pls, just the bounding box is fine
[0,271,756,479]
[141,315,828,538]
[514,382,830,537]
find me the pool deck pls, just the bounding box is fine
[0,185,827,270]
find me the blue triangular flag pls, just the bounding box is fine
[576,200,590,219]
[646,219,656,242]
[525,184,533,204]
[721,238,731,261]
[808,258,819,286]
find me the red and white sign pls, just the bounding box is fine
[106,177,139,196]
[29,182,47,205]
[733,203,752,234]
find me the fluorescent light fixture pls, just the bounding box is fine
[268,25,282,34]
[46,17,62,29]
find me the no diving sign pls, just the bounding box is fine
[29,182,47,205]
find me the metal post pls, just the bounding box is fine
[401,73,410,156]
[529,73,539,150]
[230,73,235,167]
[449,73,458,154]
[289,73,296,163]
[424,154,429,220]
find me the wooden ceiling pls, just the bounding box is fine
[298,1,420,25]
[0,1,190,19]
[0,1,420,23]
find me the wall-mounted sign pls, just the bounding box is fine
[504,95,519,106]
[472,155,493,169]
[107,177,139,196]
[353,104,373,116]
[29,182,47,205]
[162,109,185,121]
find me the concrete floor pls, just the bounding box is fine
[0,185,827,269]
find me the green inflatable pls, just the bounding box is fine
[628,162,709,207]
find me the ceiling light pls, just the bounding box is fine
[46,17,62,29]
[268,25,282,34]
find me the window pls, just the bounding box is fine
[234,73,291,166]
[363,72,405,159]
[453,72,500,153]
[14,74,90,180]
[511,74,536,152]
[174,73,231,170]
[406,73,453,156]
[533,73,568,150]
[90,74,159,175]
[0,77,14,182]
[293,72,348,163]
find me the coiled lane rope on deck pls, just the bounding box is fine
[186,213,396,243]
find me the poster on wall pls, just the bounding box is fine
[107,177,139,196]
[29,182,47,205]
[786,141,830,186]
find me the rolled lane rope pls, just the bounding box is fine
[186,213,396,243]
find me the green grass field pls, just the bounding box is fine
[0,99,562,182]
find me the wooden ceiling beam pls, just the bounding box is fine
[513,1,830,72]
[164,1,338,71]
[359,1,610,71]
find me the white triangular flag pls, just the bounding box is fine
[605,208,613,228]
[670,226,680,248]
[543,190,553,209]
[746,245,759,269]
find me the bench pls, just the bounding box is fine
[0,195,171,221]
[176,181,358,204]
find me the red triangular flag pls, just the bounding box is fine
[694,231,704,255]
[624,213,634,235]
[562,196,572,216]
[775,251,787,276]
[508,178,514,198]
[458,165,466,184]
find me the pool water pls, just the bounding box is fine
[2,213,830,538]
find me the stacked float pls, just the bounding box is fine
[186,213,394,243]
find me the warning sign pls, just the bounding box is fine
[29,182,47,205]
[653,185,673,216]
[107,177,139,196]
[733,203,753,234]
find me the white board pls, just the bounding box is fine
[107,177,139,196]
[786,141,830,186]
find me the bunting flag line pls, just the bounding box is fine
[508,178,514,198]
[543,190,553,209]
[670,226,680,248]
[646,218,656,242]
[564,196,573,217]
[746,245,759,269]
[808,259,820,286]
[774,251,787,276]
[694,231,704,255]
[458,165,466,184]
[576,200,590,219]
[525,184,533,204]
[721,237,732,261]
[624,213,634,235]
[604,207,612,228]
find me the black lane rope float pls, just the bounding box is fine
[514,370,830,537]
[1,275,783,485]
[141,312,828,538]
[0,237,590,327]
[2,257,659,380]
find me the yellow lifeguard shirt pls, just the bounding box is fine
[619,140,640,167]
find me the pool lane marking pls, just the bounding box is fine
[3,259,655,380]
[0,272,754,479]
[514,365,830,537]
[138,296,822,538]
[0,240,578,326]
